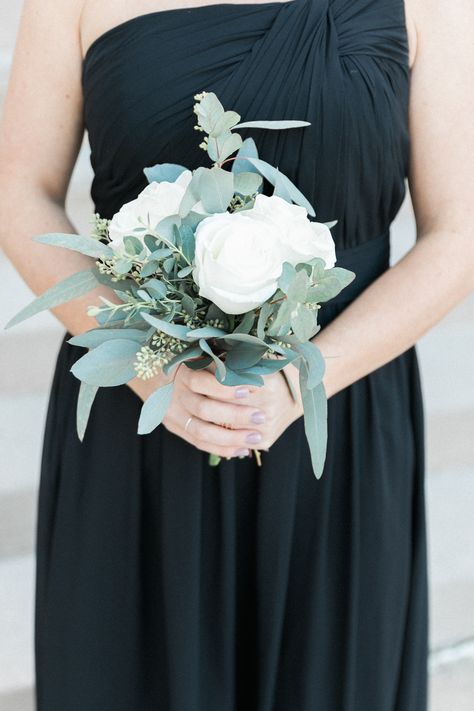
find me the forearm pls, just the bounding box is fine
[0,185,156,398]
[311,230,473,398]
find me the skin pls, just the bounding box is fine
[0,0,473,461]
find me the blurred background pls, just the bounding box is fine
[0,3,473,710]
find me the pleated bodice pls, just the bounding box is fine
[82,0,410,250]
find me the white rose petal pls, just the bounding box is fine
[193,211,285,314]
[108,170,198,256]
[248,193,336,269]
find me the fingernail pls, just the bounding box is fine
[251,410,266,425]
[246,432,262,445]
[235,387,250,398]
[234,448,250,457]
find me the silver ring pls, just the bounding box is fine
[184,416,193,433]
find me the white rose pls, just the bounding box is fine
[248,194,336,269]
[193,211,285,315]
[108,170,198,255]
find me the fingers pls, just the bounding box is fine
[185,391,266,430]
[182,366,259,403]
[186,415,263,456]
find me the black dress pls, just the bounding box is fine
[35,1,428,709]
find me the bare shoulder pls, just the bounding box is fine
[406,0,474,70]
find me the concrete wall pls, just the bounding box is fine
[0,3,473,709]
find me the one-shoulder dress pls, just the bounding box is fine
[35,1,428,709]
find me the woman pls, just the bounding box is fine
[1,0,472,709]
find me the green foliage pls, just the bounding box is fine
[138,382,174,434]
[299,364,328,480]
[34,232,113,259]
[143,163,188,184]
[199,167,234,213]
[71,339,140,386]
[68,328,148,349]
[76,382,99,441]
[5,269,99,329]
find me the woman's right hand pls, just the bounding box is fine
[128,365,267,459]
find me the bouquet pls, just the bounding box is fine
[6,91,354,478]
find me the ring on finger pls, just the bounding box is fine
[184,415,194,433]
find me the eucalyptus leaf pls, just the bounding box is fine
[142,278,168,299]
[291,304,316,342]
[257,301,273,340]
[185,355,213,370]
[328,267,356,288]
[234,171,263,196]
[218,367,264,387]
[307,276,349,303]
[163,257,175,274]
[231,137,260,175]
[6,269,99,329]
[278,262,296,294]
[114,259,134,275]
[213,132,243,162]
[233,311,255,334]
[267,299,292,337]
[162,345,204,375]
[186,326,228,340]
[232,120,311,130]
[180,293,196,317]
[137,382,174,435]
[155,215,180,241]
[199,167,234,213]
[199,339,226,381]
[220,333,269,348]
[243,357,291,375]
[234,156,315,216]
[68,328,147,349]
[143,163,188,184]
[141,313,190,339]
[140,260,159,278]
[287,269,309,303]
[34,232,113,259]
[76,382,99,441]
[178,224,196,263]
[71,339,140,386]
[294,342,325,389]
[195,92,225,134]
[148,248,173,259]
[178,167,207,217]
[225,343,268,370]
[300,365,328,479]
[123,235,146,256]
[273,168,294,202]
[209,110,241,137]
[144,234,158,252]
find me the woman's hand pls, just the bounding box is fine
[129,362,304,459]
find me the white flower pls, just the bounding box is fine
[108,170,198,255]
[248,194,336,269]
[193,211,285,314]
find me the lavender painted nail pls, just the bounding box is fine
[246,432,262,445]
[235,387,250,398]
[234,448,250,457]
[251,411,266,425]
